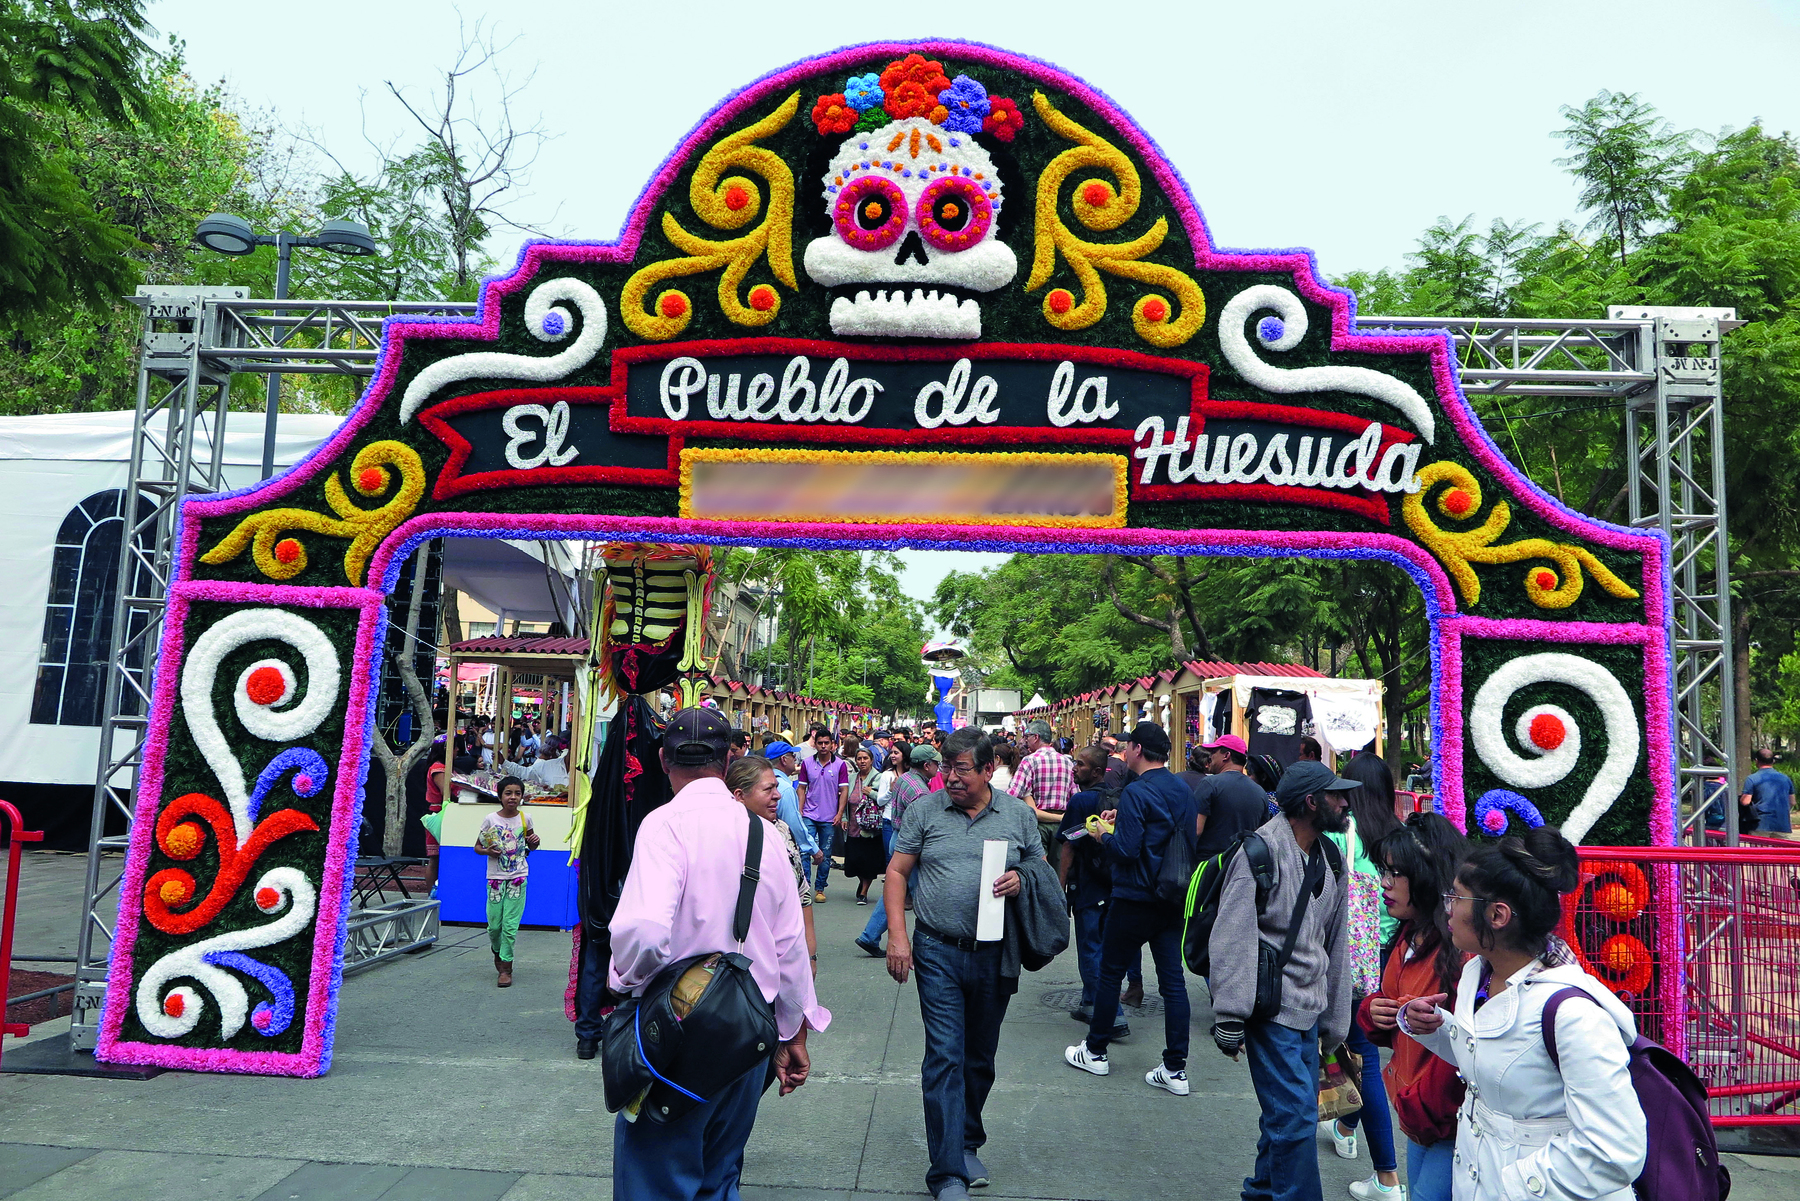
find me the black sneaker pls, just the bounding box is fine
[855,936,884,958]
[1068,1007,1093,1023]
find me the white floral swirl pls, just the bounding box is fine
[181,609,341,844]
[1469,652,1639,844]
[1218,285,1436,443]
[134,867,316,1039]
[399,278,609,422]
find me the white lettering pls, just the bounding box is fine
[776,357,814,421]
[1258,433,1294,486]
[916,359,973,429]
[818,358,849,421]
[1229,433,1259,478]
[1075,375,1117,422]
[1133,416,1192,485]
[970,374,1001,424]
[503,400,579,469]
[1046,360,1077,427]
[1376,442,1424,492]
[839,376,882,423]
[745,373,776,420]
[659,356,705,420]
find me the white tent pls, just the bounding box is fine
[0,410,344,787]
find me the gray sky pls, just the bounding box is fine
[148,0,1800,612]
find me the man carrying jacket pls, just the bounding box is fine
[1062,722,1197,1096]
[1208,759,1356,1201]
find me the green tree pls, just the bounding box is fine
[0,44,289,414]
[0,0,157,330]
[1555,90,1693,271]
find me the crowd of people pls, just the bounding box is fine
[528,708,1657,1201]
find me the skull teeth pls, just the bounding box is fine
[830,289,981,339]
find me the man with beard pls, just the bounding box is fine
[1208,760,1356,1201]
[883,727,1044,1201]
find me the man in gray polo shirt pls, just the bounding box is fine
[884,726,1044,1201]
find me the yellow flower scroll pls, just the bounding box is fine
[1026,93,1204,349]
[621,93,800,340]
[200,441,426,586]
[1403,461,1640,610]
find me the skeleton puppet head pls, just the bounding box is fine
[803,118,1017,339]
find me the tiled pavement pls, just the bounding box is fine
[3,851,1797,1199]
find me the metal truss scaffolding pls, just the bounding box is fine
[67,297,1737,1049]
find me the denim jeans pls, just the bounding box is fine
[574,924,611,1041]
[1083,897,1189,1068]
[1072,902,1144,1007]
[805,818,836,893]
[861,873,911,944]
[912,927,1016,1197]
[1405,1138,1456,1201]
[613,1058,766,1200]
[881,817,895,860]
[1336,1016,1397,1172]
[1242,1019,1323,1201]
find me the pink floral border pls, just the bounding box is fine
[120,40,1683,1077]
[93,580,384,1077]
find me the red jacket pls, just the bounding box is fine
[1356,924,1468,1146]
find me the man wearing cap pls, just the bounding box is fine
[1063,722,1197,1096]
[1192,734,1272,857]
[854,743,940,957]
[608,709,831,1199]
[1208,759,1355,1201]
[765,740,821,872]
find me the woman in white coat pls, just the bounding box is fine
[1399,827,1645,1201]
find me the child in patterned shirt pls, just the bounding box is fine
[475,776,539,987]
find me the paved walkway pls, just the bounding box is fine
[2,851,1796,1199]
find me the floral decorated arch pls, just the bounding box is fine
[96,41,1674,1077]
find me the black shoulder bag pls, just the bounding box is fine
[1251,841,1334,1022]
[602,810,781,1124]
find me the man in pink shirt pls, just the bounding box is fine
[609,708,831,1199]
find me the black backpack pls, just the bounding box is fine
[1154,809,1200,909]
[1181,831,1341,980]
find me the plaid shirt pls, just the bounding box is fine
[1013,746,1076,813]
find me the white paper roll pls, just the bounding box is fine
[976,839,1008,941]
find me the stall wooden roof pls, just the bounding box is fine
[446,634,590,676]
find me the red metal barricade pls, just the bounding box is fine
[1563,845,1800,1126]
[0,799,47,1068]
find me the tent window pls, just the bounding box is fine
[31,490,151,728]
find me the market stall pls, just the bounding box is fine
[437,635,589,927]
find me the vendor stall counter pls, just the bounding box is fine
[437,798,579,927]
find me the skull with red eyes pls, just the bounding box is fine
[803,117,1018,339]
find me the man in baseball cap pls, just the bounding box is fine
[763,740,820,879]
[1191,733,1270,858]
[1207,757,1357,1201]
[609,709,828,1191]
[1198,733,1249,775]
[662,705,734,766]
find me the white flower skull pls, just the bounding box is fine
[803,118,1018,339]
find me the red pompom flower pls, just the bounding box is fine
[812,93,858,135]
[983,97,1023,142]
[881,54,951,118]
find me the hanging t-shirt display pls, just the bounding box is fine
[1245,687,1312,767]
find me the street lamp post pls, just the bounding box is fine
[194,213,378,478]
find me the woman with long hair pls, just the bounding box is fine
[1400,827,1647,1201]
[1338,752,1403,846]
[1348,813,1469,1201]
[840,745,887,904]
[1321,754,1407,1194]
[725,756,816,975]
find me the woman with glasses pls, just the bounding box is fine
[1399,826,1646,1201]
[1321,756,1407,1197]
[1349,813,1469,1201]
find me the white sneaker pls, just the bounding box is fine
[1322,1118,1358,1160]
[1145,1063,1190,1095]
[1347,1175,1406,1200]
[1064,1042,1109,1076]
